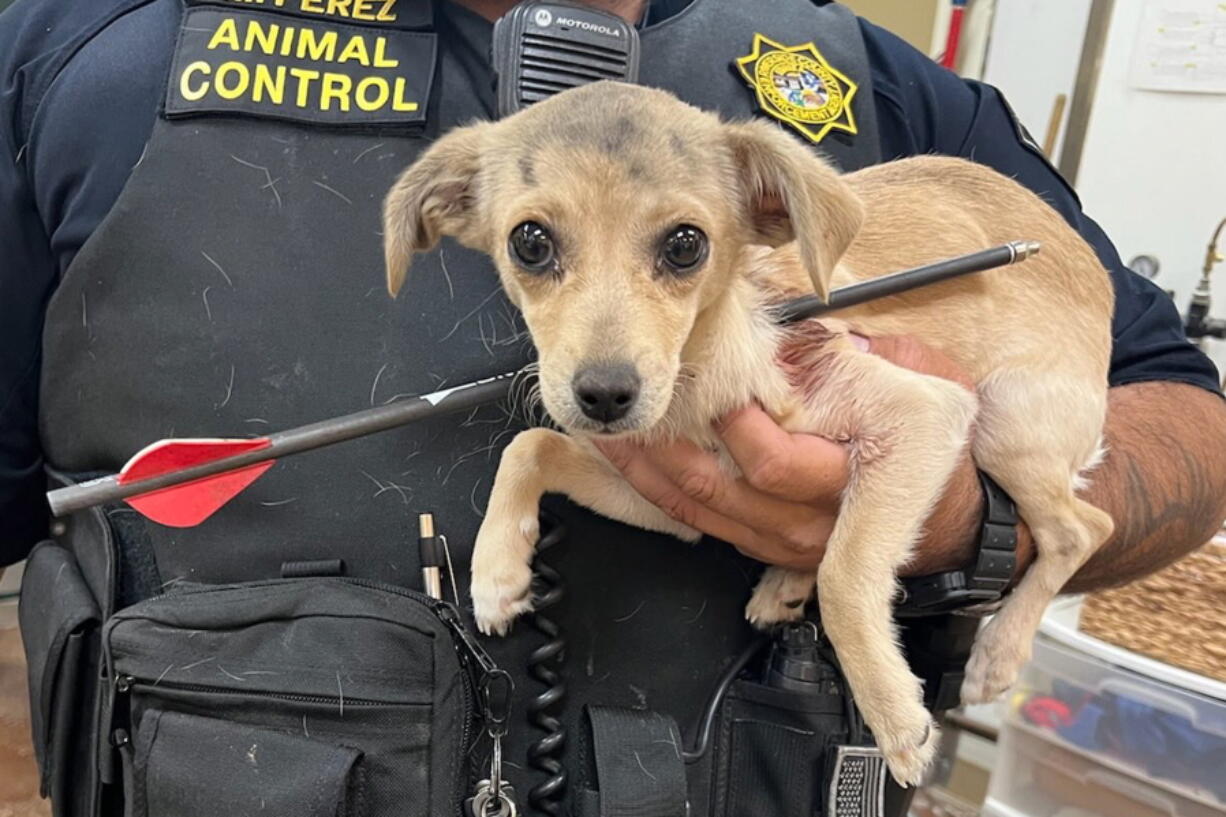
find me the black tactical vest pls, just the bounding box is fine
[33,0,886,814]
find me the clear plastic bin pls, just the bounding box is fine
[984,599,1226,817]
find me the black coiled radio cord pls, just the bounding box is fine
[526,513,568,815]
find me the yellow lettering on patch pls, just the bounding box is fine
[214,61,251,99]
[297,28,338,61]
[289,67,320,107]
[336,35,370,65]
[252,63,287,104]
[175,7,423,121]
[244,20,280,54]
[180,61,211,100]
[355,76,389,110]
[320,72,353,110]
[391,76,418,111]
[372,37,398,68]
[207,18,241,50]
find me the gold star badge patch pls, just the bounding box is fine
[735,33,859,144]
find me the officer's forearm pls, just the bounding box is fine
[1062,381,1226,592]
[903,451,985,576]
[910,381,1226,590]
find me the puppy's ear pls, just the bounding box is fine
[724,120,864,302]
[383,122,490,297]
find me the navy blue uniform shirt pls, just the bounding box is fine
[1,0,1220,563]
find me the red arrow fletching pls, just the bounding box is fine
[119,438,276,527]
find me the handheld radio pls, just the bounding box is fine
[491,1,641,118]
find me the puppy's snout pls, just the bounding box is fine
[572,364,640,424]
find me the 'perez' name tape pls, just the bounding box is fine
[165,6,435,127]
[187,0,434,31]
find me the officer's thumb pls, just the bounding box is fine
[383,122,492,298]
[723,119,864,303]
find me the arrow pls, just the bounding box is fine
[46,240,1039,525]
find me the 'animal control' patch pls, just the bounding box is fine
[734,33,859,145]
[165,6,435,127]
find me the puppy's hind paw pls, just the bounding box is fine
[745,568,814,628]
[745,594,807,629]
[960,620,1028,704]
[878,719,940,788]
[960,651,1024,705]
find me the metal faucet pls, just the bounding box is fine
[1186,217,1226,349]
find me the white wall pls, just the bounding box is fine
[1074,0,1226,377]
[982,0,1093,161]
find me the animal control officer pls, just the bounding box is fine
[2,0,1224,815]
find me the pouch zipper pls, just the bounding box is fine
[117,675,391,707]
[106,576,496,817]
[340,576,484,815]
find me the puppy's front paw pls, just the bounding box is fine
[745,568,814,628]
[877,716,940,788]
[471,560,534,636]
[470,514,539,636]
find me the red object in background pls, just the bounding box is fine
[941,0,968,69]
[119,438,275,527]
[1021,695,1075,730]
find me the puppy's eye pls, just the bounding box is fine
[509,221,556,272]
[659,225,708,274]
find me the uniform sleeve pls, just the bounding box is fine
[0,106,55,565]
[0,2,61,564]
[859,19,1222,395]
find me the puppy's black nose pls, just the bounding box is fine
[573,364,640,424]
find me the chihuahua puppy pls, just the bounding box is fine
[382,82,1114,784]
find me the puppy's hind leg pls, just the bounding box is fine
[962,369,1113,703]
[471,428,698,635]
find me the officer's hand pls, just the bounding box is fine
[594,334,982,573]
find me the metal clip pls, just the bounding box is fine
[480,668,513,739]
[466,775,518,817]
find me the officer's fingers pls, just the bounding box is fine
[615,435,833,537]
[715,405,849,504]
[595,440,766,545]
[598,438,814,541]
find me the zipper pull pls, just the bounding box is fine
[436,603,499,675]
[479,669,513,740]
[436,603,515,727]
[113,730,136,804]
[112,729,132,754]
[99,675,134,785]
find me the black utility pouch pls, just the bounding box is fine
[19,541,104,817]
[709,679,849,817]
[101,578,478,817]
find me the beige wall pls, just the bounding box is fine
[840,0,945,54]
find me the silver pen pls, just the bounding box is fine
[418,512,443,600]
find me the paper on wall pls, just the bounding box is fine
[1129,0,1226,93]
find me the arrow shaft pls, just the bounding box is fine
[48,375,518,516]
[47,241,1037,517]
[775,241,1037,323]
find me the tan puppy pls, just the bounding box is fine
[382,82,1114,784]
